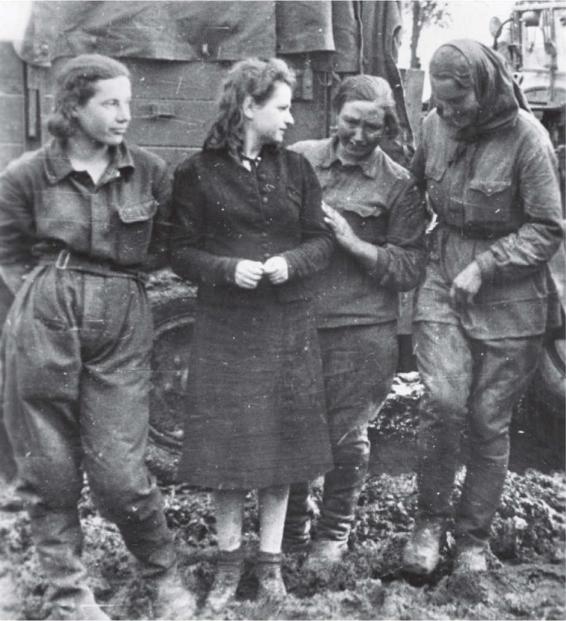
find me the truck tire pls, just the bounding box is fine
[528,334,566,449]
[147,280,197,482]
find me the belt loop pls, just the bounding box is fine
[55,249,71,269]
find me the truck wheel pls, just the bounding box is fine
[147,283,196,482]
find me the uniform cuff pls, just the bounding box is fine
[369,246,391,281]
[474,251,497,278]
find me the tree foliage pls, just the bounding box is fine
[405,1,452,68]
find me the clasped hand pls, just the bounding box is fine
[450,261,482,308]
[235,256,289,289]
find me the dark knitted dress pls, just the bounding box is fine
[170,146,334,489]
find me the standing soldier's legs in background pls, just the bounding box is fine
[285,323,397,568]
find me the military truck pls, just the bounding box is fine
[0,0,424,479]
[491,0,565,441]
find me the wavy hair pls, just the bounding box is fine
[47,54,130,139]
[333,75,400,139]
[203,58,295,155]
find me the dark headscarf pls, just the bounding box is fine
[429,39,530,143]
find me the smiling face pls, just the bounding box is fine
[335,100,386,162]
[72,75,132,147]
[432,77,480,130]
[247,81,294,147]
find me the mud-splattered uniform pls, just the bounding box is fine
[412,50,563,546]
[284,137,426,542]
[0,139,178,609]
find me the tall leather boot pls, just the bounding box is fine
[30,510,109,620]
[283,481,313,552]
[306,432,369,571]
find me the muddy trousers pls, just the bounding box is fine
[2,269,176,614]
[415,321,543,545]
[285,323,398,543]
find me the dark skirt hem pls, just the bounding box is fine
[175,461,332,491]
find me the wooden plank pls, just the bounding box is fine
[142,146,200,170]
[0,96,25,143]
[0,42,24,95]
[128,100,217,148]
[128,61,229,101]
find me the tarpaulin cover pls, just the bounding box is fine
[15,0,401,74]
[14,0,410,138]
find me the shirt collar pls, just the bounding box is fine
[44,139,135,184]
[319,136,382,179]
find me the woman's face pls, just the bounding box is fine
[336,100,386,162]
[247,81,294,146]
[432,77,479,130]
[72,75,132,146]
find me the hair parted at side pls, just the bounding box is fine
[47,54,130,139]
[333,75,400,139]
[203,57,295,155]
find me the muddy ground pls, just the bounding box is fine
[0,374,564,620]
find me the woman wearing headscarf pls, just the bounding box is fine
[403,40,563,575]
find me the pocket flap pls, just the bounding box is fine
[116,199,158,223]
[468,180,511,197]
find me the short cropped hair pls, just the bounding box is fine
[333,75,400,139]
[203,57,296,155]
[47,54,130,139]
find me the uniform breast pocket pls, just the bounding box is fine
[425,162,463,226]
[465,179,513,227]
[425,163,447,206]
[115,199,158,264]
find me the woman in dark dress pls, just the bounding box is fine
[170,58,334,612]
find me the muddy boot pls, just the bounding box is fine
[0,479,23,512]
[202,548,243,616]
[47,590,110,621]
[454,543,488,573]
[402,518,445,575]
[149,564,197,620]
[283,482,313,553]
[302,539,348,573]
[256,551,286,606]
[31,510,109,620]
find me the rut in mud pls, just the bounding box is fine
[1,374,564,620]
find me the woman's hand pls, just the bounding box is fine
[322,202,358,251]
[263,256,289,284]
[235,260,264,289]
[450,261,482,307]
